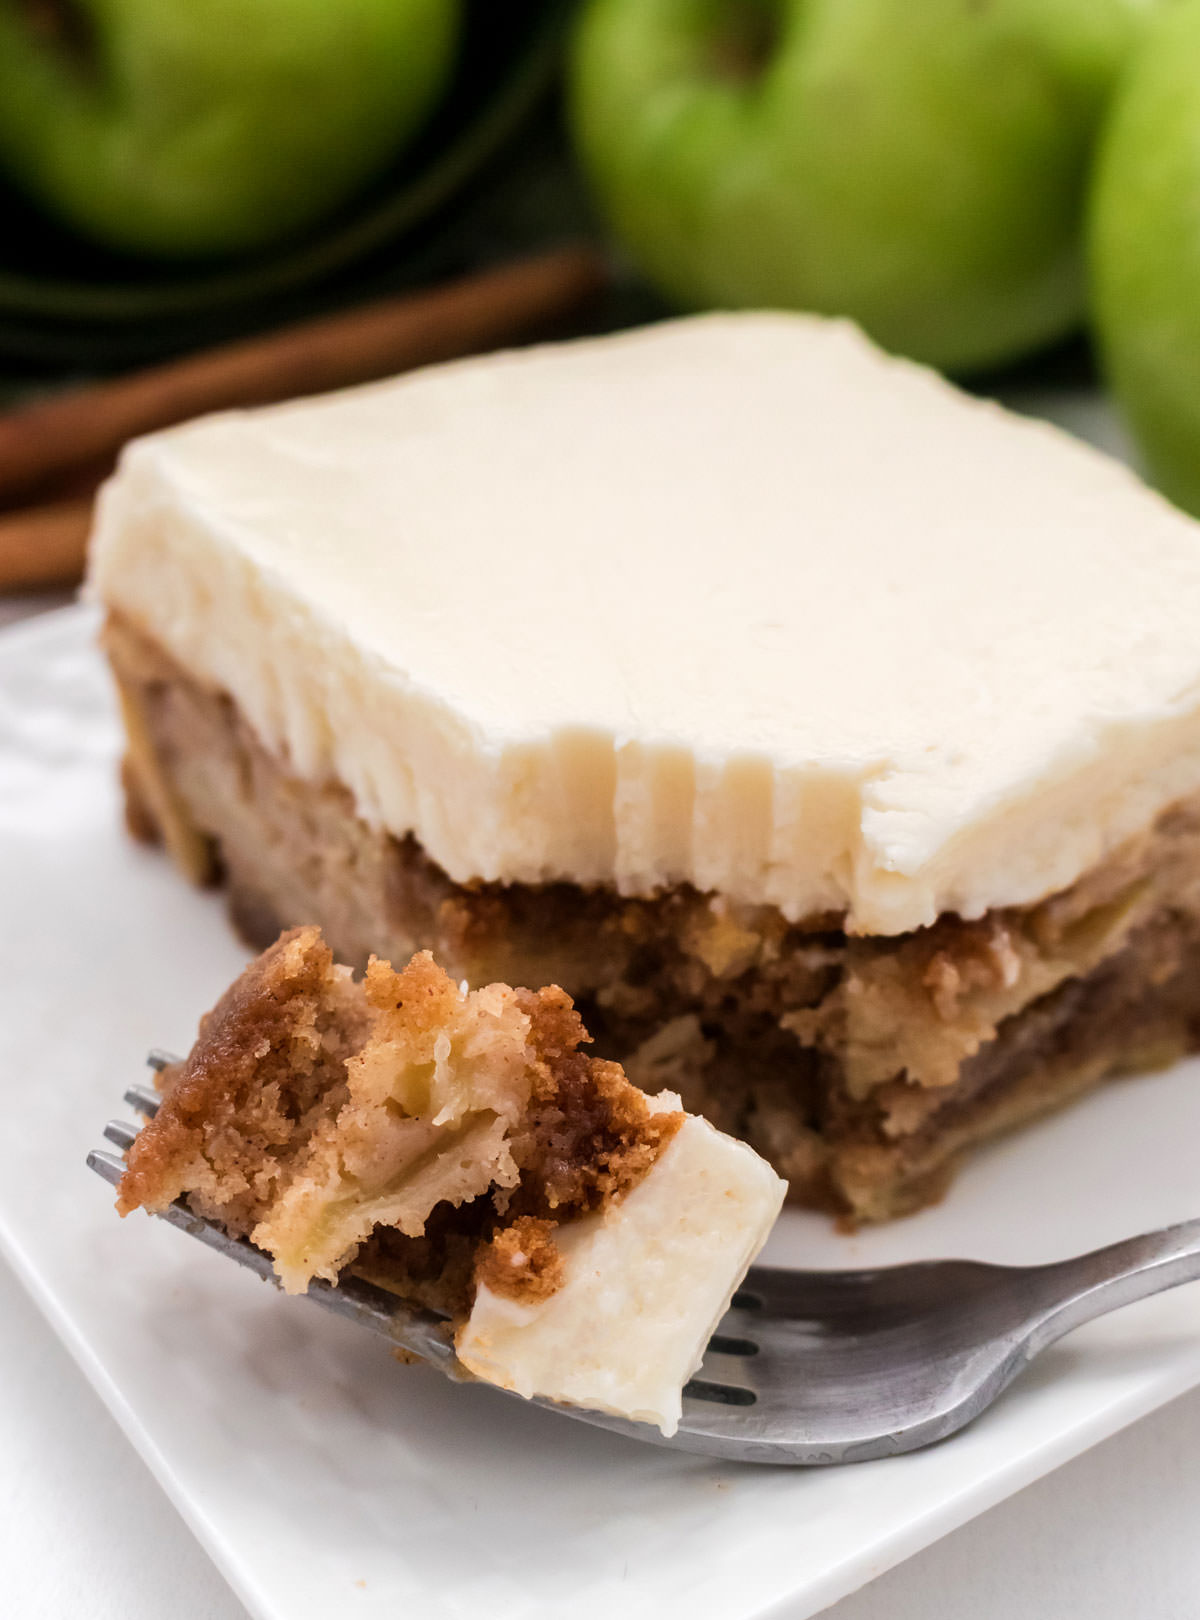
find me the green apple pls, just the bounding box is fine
[0,0,460,258]
[1090,0,1200,516]
[569,0,1158,373]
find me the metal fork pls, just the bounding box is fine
[88,1055,1200,1466]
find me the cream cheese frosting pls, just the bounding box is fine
[88,312,1200,934]
[456,1107,785,1436]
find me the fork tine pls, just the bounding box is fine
[693,1344,759,1382]
[85,1137,458,1369]
[103,1119,139,1152]
[87,1148,124,1186]
[126,1050,177,1116]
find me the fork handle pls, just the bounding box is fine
[1024,1216,1200,1352]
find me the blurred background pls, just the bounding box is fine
[1,0,1198,597]
[0,0,610,370]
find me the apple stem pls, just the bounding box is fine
[709,0,782,86]
[15,0,96,76]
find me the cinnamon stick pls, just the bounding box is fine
[0,495,93,592]
[0,244,609,512]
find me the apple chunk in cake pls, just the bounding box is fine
[116,927,784,1433]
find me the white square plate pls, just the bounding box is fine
[3,601,1200,1620]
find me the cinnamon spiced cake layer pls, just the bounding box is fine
[106,613,1200,1223]
[91,314,1200,1222]
[117,927,784,1435]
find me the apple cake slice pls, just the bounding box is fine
[116,927,784,1434]
[91,312,1200,1224]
